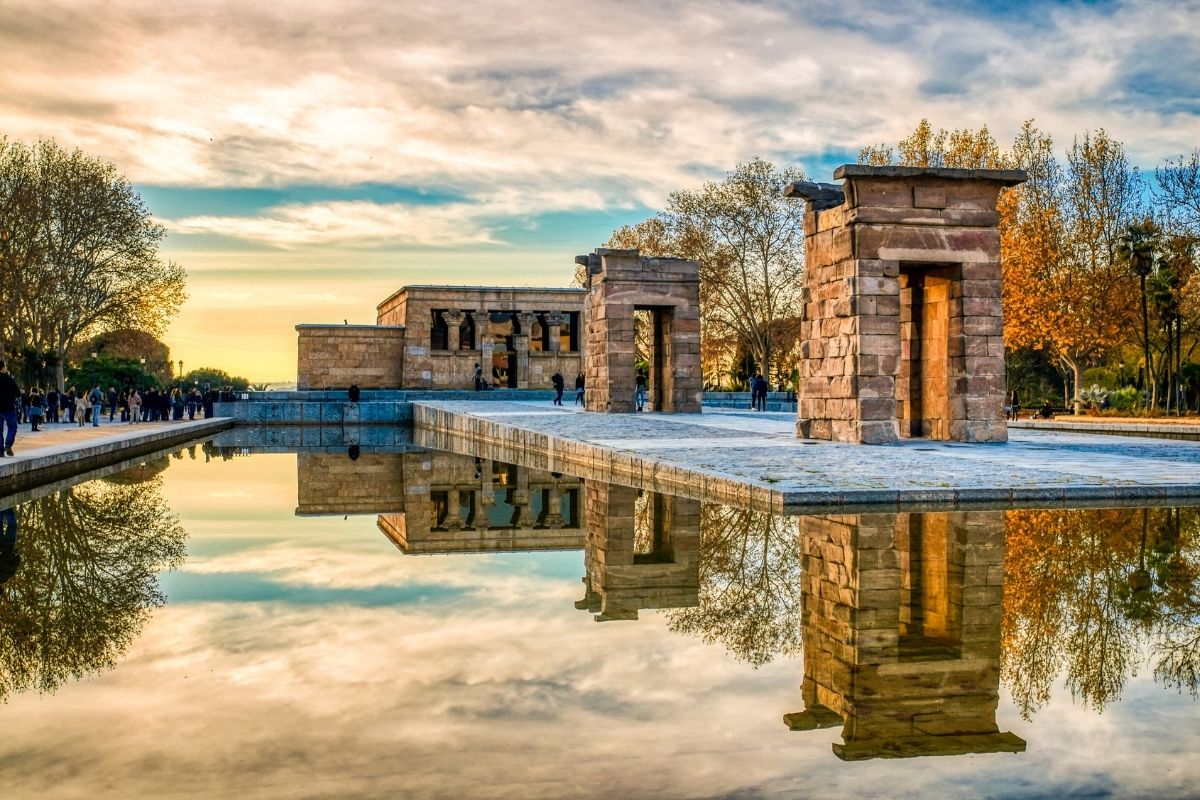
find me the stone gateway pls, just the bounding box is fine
[786,165,1027,444]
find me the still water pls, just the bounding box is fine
[1,442,1198,799]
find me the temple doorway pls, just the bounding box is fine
[897,263,955,439]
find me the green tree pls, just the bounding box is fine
[0,474,186,701]
[0,137,187,389]
[608,157,806,384]
[182,366,251,392]
[665,504,802,667]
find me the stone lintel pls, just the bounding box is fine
[833,164,1028,186]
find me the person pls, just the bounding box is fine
[635,371,647,412]
[128,389,142,424]
[0,361,17,457]
[1009,388,1021,421]
[348,383,361,403]
[74,391,88,426]
[107,386,118,421]
[574,373,585,406]
[551,372,565,406]
[64,386,76,424]
[88,384,103,427]
[1039,399,1053,419]
[187,387,200,420]
[0,507,19,589]
[752,373,767,412]
[171,388,185,420]
[27,387,45,431]
[473,363,483,391]
[46,387,59,424]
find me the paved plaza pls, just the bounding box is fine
[415,400,1200,507]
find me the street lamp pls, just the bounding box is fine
[139,356,146,391]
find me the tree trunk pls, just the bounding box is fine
[1140,273,1152,410]
[1072,360,1083,415]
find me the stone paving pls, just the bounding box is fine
[414,400,1200,508]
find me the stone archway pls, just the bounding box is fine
[577,248,702,413]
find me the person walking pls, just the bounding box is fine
[1009,388,1021,421]
[64,387,76,424]
[551,372,565,406]
[88,384,103,427]
[107,387,118,421]
[635,371,647,412]
[574,373,584,406]
[74,392,88,426]
[473,363,483,391]
[0,362,17,457]
[753,373,768,412]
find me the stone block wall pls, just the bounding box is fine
[790,165,1025,444]
[581,248,702,413]
[577,483,700,621]
[377,286,585,390]
[296,324,405,390]
[296,452,412,514]
[787,510,1023,760]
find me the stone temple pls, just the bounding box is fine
[295,164,1022,444]
[787,165,1025,444]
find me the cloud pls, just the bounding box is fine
[3,0,1196,203]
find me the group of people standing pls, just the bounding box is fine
[0,359,217,457]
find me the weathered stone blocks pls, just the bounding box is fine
[788,165,1025,444]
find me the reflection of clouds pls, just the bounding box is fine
[7,597,1200,799]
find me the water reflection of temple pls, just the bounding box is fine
[294,451,584,553]
[575,485,700,621]
[786,511,1025,760]
[295,450,700,613]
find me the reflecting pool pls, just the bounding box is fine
[1,441,1199,798]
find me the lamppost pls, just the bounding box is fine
[139,356,146,391]
[178,360,184,388]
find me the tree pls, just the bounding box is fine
[859,118,1006,169]
[665,505,802,667]
[607,158,806,384]
[0,137,186,388]
[182,367,251,392]
[1002,124,1141,413]
[0,476,186,701]
[1117,220,1159,406]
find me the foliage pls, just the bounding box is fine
[0,476,186,701]
[181,366,250,392]
[665,505,802,667]
[607,157,806,384]
[0,137,186,387]
[65,355,158,392]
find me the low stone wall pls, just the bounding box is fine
[214,388,558,425]
[702,391,797,412]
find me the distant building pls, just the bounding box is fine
[297,285,585,390]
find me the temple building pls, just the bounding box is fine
[297,285,586,391]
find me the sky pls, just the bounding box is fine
[2,0,1199,381]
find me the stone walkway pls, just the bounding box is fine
[414,400,1200,509]
[0,416,233,496]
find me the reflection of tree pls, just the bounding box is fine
[1002,507,1200,718]
[665,505,801,667]
[0,478,186,700]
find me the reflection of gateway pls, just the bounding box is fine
[785,511,1025,760]
[575,484,700,622]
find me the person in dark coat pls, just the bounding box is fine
[574,374,584,406]
[551,372,565,406]
[0,361,20,457]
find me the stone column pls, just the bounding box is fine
[544,312,567,353]
[471,488,490,531]
[514,312,534,388]
[467,311,487,351]
[442,310,464,352]
[543,486,565,528]
[442,488,464,530]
